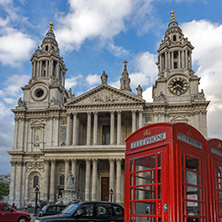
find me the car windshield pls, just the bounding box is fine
[41,205,48,211]
[61,203,80,215]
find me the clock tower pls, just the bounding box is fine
[151,11,209,136]
[21,22,68,109]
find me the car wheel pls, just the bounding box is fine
[17,217,28,222]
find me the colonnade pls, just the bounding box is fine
[159,49,192,72]
[65,110,144,146]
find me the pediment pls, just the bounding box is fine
[66,84,145,106]
[170,115,188,123]
[30,120,45,128]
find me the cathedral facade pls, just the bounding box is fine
[9,12,209,207]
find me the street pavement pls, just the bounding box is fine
[30,213,37,222]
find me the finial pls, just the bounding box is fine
[171,10,175,20]
[49,22,53,31]
[123,60,128,71]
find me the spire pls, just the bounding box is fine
[168,10,178,28]
[123,60,128,71]
[46,22,55,39]
[171,10,175,20]
[120,60,132,92]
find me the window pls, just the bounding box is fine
[47,206,56,212]
[1,204,11,211]
[96,204,112,219]
[76,204,94,218]
[113,205,124,216]
[33,175,39,188]
[173,35,176,41]
[45,45,48,51]
[60,175,65,186]
[102,125,110,145]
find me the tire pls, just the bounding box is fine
[18,217,28,222]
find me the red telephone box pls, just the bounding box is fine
[125,123,209,222]
[207,138,222,222]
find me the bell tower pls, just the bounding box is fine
[151,11,209,137]
[22,22,68,109]
[153,10,204,103]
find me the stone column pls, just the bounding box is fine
[44,160,50,201]
[24,171,29,204]
[92,159,98,201]
[93,112,98,145]
[24,118,29,152]
[86,113,91,145]
[160,53,162,72]
[54,116,59,146]
[18,117,25,150]
[116,159,122,203]
[40,61,42,77]
[110,111,115,145]
[49,117,53,146]
[72,113,77,145]
[171,51,174,69]
[66,114,71,146]
[138,111,143,129]
[36,61,40,77]
[15,161,22,206]
[85,159,91,201]
[109,159,115,202]
[9,161,16,201]
[117,111,121,145]
[13,117,19,149]
[46,60,48,76]
[182,50,185,68]
[49,160,56,202]
[178,51,181,69]
[71,159,77,187]
[64,159,70,189]
[132,110,137,133]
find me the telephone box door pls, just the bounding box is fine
[126,146,168,222]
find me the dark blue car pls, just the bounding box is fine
[35,201,124,222]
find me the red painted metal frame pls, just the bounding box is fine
[207,138,222,222]
[124,123,220,222]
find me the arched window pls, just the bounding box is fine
[173,35,176,41]
[33,175,39,188]
[60,175,65,185]
[45,45,48,51]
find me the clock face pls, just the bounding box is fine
[168,77,189,96]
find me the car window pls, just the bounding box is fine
[113,205,124,216]
[47,206,56,212]
[76,204,94,218]
[56,206,64,212]
[96,204,112,219]
[1,204,11,211]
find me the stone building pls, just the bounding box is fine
[9,12,209,207]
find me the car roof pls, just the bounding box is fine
[77,201,123,206]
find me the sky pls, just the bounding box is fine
[0,0,222,174]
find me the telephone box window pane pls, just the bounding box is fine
[158,186,161,199]
[135,186,156,200]
[135,202,156,215]
[186,186,200,200]
[218,166,222,177]
[131,175,133,186]
[131,160,134,172]
[135,155,156,171]
[186,202,200,215]
[158,170,161,183]
[135,171,155,185]
[186,171,199,186]
[220,191,222,202]
[186,218,200,222]
[185,156,199,172]
[130,202,133,214]
[134,217,155,222]
[131,188,133,200]
[158,154,161,168]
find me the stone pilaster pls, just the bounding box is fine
[117,111,122,145]
[44,160,50,201]
[85,159,91,201]
[116,159,122,203]
[87,113,91,145]
[72,113,77,145]
[93,112,98,145]
[110,111,115,145]
[49,160,56,202]
[109,159,115,202]
[92,159,98,201]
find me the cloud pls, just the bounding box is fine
[86,74,101,86]
[55,0,133,52]
[106,42,130,58]
[0,0,36,66]
[182,20,222,139]
[65,74,83,89]
[130,51,158,90]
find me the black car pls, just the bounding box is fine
[35,201,124,222]
[38,204,67,217]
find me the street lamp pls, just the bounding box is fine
[110,189,113,202]
[33,185,39,216]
